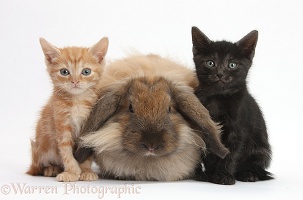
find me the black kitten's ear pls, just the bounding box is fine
[191,26,211,55]
[236,30,258,60]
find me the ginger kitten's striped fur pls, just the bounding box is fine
[27,37,109,182]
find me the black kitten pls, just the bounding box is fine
[192,27,273,185]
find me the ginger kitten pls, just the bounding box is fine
[27,37,109,182]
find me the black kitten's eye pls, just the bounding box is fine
[60,68,70,76]
[82,68,91,76]
[228,62,237,69]
[129,104,134,113]
[206,60,215,68]
[168,106,171,113]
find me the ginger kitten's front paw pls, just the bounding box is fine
[56,171,80,182]
[80,171,98,181]
[43,166,62,177]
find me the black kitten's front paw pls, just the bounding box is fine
[235,171,259,182]
[194,172,209,182]
[211,173,236,185]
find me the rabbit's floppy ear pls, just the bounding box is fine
[74,83,126,163]
[171,84,229,158]
[81,85,124,135]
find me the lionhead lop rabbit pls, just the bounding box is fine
[74,54,229,181]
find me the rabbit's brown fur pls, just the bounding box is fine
[74,55,229,181]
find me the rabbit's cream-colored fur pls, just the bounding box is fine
[99,54,199,89]
[75,54,229,181]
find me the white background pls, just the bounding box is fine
[0,0,302,199]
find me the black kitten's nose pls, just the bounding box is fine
[217,74,223,79]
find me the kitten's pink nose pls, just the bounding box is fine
[71,80,79,84]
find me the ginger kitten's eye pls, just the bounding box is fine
[206,60,215,68]
[60,68,70,76]
[228,62,237,69]
[82,68,91,76]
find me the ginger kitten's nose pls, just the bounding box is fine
[71,80,79,84]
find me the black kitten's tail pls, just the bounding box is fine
[254,167,274,181]
[236,165,274,181]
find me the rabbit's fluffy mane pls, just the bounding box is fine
[82,123,204,181]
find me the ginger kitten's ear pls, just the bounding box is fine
[89,37,109,64]
[39,38,61,64]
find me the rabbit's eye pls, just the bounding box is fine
[129,104,134,113]
[168,106,171,113]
